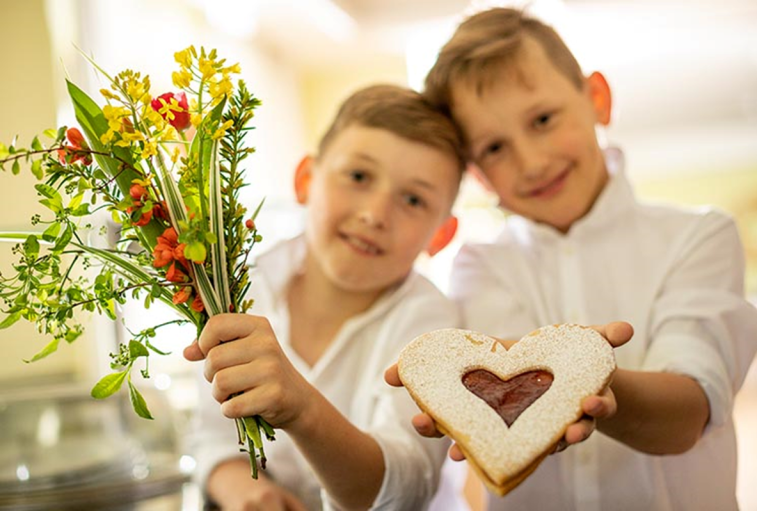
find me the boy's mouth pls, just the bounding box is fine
[527,168,570,199]
[340,233,383,256]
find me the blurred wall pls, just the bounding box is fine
[0,0,98,387]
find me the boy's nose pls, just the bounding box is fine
[514,138,548,180]
[358,194,391,229]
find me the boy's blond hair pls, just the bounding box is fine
[317,84,466,172]
[424,8,584,114]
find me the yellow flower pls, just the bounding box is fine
[209,77,232,101]
[174,47,194,68]
[199,58,216,80]
[211,120,234,140]
[101,130,116,145]
[142,139,158,159]
[223,63,241,75]
[100,89,120,101]
[191,113,202,127]
[172,70,192,89]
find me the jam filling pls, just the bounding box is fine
[462,369,554,427]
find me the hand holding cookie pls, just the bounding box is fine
[386,322,632,495]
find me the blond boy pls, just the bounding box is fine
[402,7,757,510]
[184,85,465,510]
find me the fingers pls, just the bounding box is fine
[449,443,466,462]
[590,321,634,348]
[411,413,443,438]
[563,416,596,446]
[182,339,204,361]
[197,313,273,356]
[582,387,617,420]
[384,364,403,387]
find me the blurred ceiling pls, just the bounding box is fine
[201,0,757,173]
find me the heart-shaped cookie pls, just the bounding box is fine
[398,324,616,496]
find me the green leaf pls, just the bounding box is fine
[184,241,206,263]
[42,222,61,242]
[53,225,73,252]
[31,159,43,180]
[23,235,40,260]
[0,311,22,329]
[128,381,154,419]
[25,337,60,362]
[91,370,128,399]
[0,142,8,159]
[11,160,20,175]
[129,340,149,359]
[43,128,58,139]
[31,136,43,151]
[35,183,61,200]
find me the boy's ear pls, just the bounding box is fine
[294,155,313,205]
[426,215,458,257]
[587,71,612,126]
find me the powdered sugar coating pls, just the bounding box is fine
[397,324,616,493]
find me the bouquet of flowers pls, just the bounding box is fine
[0,46,273,477]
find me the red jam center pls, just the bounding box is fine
[462,369,554,427]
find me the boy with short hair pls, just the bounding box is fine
[413,7,757,510]
[184,84,465,510]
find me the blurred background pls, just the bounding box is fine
[1,0,755,509]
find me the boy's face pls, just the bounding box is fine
[296,125,459,294]
[450,37,609,233]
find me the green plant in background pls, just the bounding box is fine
[0,46,273,478]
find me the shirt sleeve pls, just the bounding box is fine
[643,210,757,428]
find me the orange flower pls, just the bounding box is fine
[128,205,153,226]
[57,127,92,165]
[165,262,187,283]
[190,295,204,312]
[130,184,148,201]
[172,287,191,305]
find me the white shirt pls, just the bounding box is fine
[450,149,757,511]
[190,235,456,510]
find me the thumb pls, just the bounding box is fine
[183,339,205,361]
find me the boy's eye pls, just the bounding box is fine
[403,193,425,209]
[349,170,368,182]
[477,141,504,163]
[534,113,552,129]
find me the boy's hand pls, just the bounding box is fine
[384,321,634,459]
[183,314,316,430]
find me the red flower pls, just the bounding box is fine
[166,262,187,283]
[127,203,153,226]
[130,184,148,201]
[151,92,190,131]
[57,127,92,165]
[152,201,169,221]
[172,287,191,305]
[190,295,204,313]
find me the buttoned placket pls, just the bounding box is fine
[556,235,601,511]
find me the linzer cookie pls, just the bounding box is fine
[397,324,616,496]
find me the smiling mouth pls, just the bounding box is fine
[528,169,570,199]
[341,233,383,256]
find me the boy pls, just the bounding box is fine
[183,84,466,510]
[397,7,757,510]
